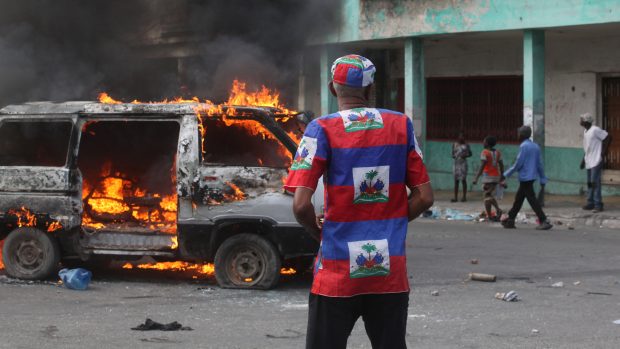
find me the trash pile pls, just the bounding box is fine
[422,207,475,221]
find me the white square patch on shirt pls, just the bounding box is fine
[352,165,390,204]
[291,136,317,170]
[348,239,390,279]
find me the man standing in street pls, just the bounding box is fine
[579,113,612,213]
[284,54,434,349]
[501,125,552,230]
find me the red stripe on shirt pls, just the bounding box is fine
[325,184,408,222]
[311,256,409,297]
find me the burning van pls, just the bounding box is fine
[0,93,319,289]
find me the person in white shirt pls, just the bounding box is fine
[579,113,612,212]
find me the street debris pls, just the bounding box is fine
[58,268,92,290]
[551,281,564,288]
[586,291,612,296]
[444,208,475,221]
[265,329,303,339]
[470,259,479,264]
[495,290,519,302]
[431,290,439,296]
[469,272,496,282]
[131,318,193,331]
[422,207,474,221]
[422,207,441,219]
[409,314,427,319]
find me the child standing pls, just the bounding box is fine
[473,136,504,221]
[451,132,472,202]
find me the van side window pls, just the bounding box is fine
[200,118,292,168]
[0,120,73,167]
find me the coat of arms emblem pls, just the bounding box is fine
[348,239,390,278]
[341,108,383,133]
[291,136,317,170]
[352,166,390,204]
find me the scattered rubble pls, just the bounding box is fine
[131,318,193,331]
[469,273,496,282]
[495,290,519,302]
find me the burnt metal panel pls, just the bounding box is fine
[0,168,73,192]
[80,231,177,251]
[0,193,80,229]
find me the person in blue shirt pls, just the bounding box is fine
[501,125,552,230]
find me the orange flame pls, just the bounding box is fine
[82,164,177,234]
[0,239,4,270]
[122,261,215,276]
[8,207,37,227]
[224,182,245,201]
[46,221,63,232]
[121,261,296,278]
[98,92,122,104]
[98,80,299,166]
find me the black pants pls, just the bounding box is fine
[306,292,408,349]
[508,180,547,222]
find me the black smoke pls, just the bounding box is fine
[0,0,339,107]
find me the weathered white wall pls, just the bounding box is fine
[546,28,620,148]
[424,33,522,77]
[421,27,620,149]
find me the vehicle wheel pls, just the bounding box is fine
[2,227,61,280]
[214,233,281,290]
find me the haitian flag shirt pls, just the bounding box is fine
[284,108,430,297]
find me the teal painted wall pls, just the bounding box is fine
[425,141,620,196]
[331,0,620,43]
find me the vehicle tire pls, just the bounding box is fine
[2,227,61,280]
[214,233,281,290]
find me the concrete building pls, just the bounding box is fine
[301,0,620,196]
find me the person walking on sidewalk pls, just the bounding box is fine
[451,132,472,202]
[579,113,612,213]
[285,54,434,349]
[501,126,552,230]
[472,136,504,221]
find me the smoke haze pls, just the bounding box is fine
[0,0,339,107]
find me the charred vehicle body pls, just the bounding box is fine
[0,101,319,289]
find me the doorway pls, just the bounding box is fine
[602,78,620,170]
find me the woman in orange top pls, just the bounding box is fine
[473,136,504,221]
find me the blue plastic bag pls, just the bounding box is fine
[59,268,92,290]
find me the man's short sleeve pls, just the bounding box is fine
[480,149,488,161]
[405,117,430,188]
[283,119,329,193]
[596,127,609,141]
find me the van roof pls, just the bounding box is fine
[0,101,210,116]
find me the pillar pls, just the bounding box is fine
[523,30,545,147]
[404,38,426,156]
[319,46,337,116]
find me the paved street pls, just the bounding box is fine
[1,220,619,349]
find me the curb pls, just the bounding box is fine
[426,206,620,229]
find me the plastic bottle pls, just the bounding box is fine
[59,268,92,290]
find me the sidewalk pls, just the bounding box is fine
[428,190,620,229]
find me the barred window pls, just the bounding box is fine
[426,76,522,143]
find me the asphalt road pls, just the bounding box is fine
[1,220,619,349]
